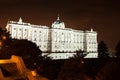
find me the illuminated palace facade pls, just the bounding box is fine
[6,17,98,59]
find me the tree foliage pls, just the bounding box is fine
[115,40,120,57]
[57,58,93,80]
[0,27,12,58]
[8,39,42,69]
[96,59,120,80]
[0,28,11,45]
[0,27,43,69]
[75,49,86,58]
[98,41,109,58]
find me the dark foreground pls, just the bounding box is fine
[35,57,120,80]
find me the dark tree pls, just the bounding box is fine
[37,59,63,80]
[8,39,42,69]
[57,58,93,80]
[98,41,109,58]
[0,38,42,69]
[0,27,12,58]
[0,28,11,46]
[96,59,120,80]
[115,40,120,57]
[75,49,86,58]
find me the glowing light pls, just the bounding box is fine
[2,36,6,40]
[81,59,84,64]
[0,41,2,47]
[0,60,13,64]
[31,70,37,76]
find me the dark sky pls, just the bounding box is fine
[0,0,120,49]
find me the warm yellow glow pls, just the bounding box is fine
[0,60,13,64]
[2,36,6,40]
[0,60,6,63]
[0,55,36,80]
[31,70,37,76]
[0,41,2,46]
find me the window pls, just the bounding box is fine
[39,45,41,48]
[14,28,16,30]
[44,45,46,48]
[24,37,27,39]
[55,45,57,48]
[60,56,61,58]
[39,38,41,42]
[25,29,27,31]
[19,37,21,39]
[34,38,37,41]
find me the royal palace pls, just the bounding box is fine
[6,17,98,59]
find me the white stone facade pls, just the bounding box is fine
[6,17,98,59]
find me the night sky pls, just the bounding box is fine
[0,0,120,49]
